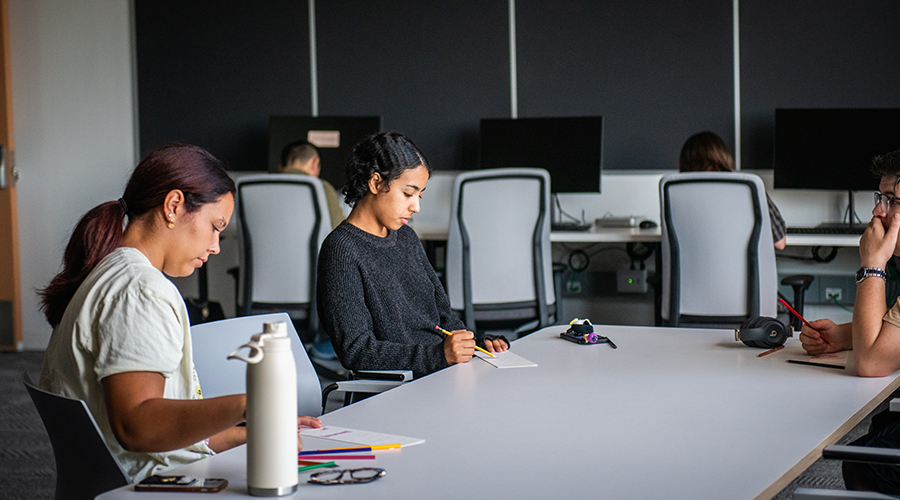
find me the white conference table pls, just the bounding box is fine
[100,324,900,500]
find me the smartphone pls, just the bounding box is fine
[135,475,228,493]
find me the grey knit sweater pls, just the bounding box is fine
[317,221,467,378]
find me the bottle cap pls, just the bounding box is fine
[263,321,288,337]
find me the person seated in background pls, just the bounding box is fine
[316,131,508,379]
[679,131,787,249]
[39,144,321,482]
[800,150,900,495]
[279,139,345,229]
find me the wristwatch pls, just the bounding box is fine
[856,266,887,284]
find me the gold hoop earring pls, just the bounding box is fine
[167,214,175,229]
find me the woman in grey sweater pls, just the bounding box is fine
[316,132,508,378]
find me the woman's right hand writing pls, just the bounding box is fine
[443,329,475,364]
[799,319,844,355]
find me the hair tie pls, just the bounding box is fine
[117,197,128,215]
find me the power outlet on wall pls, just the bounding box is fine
[825,287,843,301]
[617,269,648,293]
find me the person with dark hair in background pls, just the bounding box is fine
[800,150,900,496]
[39,144,320,482]
[279,140,345,229]
[316,131,509,379]
[679,131,788,249]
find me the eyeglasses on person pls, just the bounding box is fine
[308,468,386,485]
[875,191,900,213]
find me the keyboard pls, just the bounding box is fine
[551,222,593,232]
[786,225,865,235]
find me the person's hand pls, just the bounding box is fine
[297,416,323,451]
[483,338,509,353]
[799,319,842,356]
[860,213,900,268]
[299,416,322,429]
[444,329,475,364]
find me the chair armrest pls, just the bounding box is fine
[335,379,406,394]
[794,487,897,499]
[823,445,900,465]
[352,370,413,382]
[890,397,900,413]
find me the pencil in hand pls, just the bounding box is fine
[778,297,829,345]
[435,326,496,357]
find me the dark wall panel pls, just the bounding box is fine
[740,0,900,170]
[315,0,510,171]
[135,1,310,170]
[517,0,734,170]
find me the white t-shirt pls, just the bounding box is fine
[40,247,215,482]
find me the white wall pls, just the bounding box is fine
[10,0,136,349]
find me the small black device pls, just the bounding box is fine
[639,220,657,229]
[135,475,228,493]
[560,319,617,348]
[734,316,791,349]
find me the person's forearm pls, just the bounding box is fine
[110,394,245,453]
[207,425,247,453]
[851,278,891,376]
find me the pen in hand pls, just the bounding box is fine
[778,297,829,345]
[435,326,496,357]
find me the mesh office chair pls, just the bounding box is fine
[445,168,556,334]
[233,174,345,375]
[22,373,131,500]
[660,172,779,327]
[235,174,330,324]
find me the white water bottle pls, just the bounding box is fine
[228,321,298,496]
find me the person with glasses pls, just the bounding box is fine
[799,149,900,495]
[679,131,787,249]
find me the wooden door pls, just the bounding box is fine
[0,0,20,351]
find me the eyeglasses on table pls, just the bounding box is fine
[308,468,386,485]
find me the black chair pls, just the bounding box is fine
[22,373,130,500]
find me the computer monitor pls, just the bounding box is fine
[773,108,900,192]
[479,117,603,194]
[268,115,381,189]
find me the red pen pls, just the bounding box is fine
[779,297,829,345]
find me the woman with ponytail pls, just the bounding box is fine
[38,144,320,482]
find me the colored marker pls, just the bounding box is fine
[779,297,829,345]
[298,461,337,472]
[299,444,400,456]
[297,455,375,460]
[435,326,496,357]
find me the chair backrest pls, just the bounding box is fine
[445,168,555,330]
[235,174,331,324]
[190,312,323,417]
[22,373,130,500]
[659,172,778,326]
[407,170,460,238]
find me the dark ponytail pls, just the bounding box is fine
[39,144,235,327]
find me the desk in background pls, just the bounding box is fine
[99,324,900,500]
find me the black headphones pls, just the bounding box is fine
[734,316,792,349]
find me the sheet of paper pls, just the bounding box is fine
[807,350,849,366]
[300,425,424,447]
[474,350,537,368]
[786,349,848,367]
